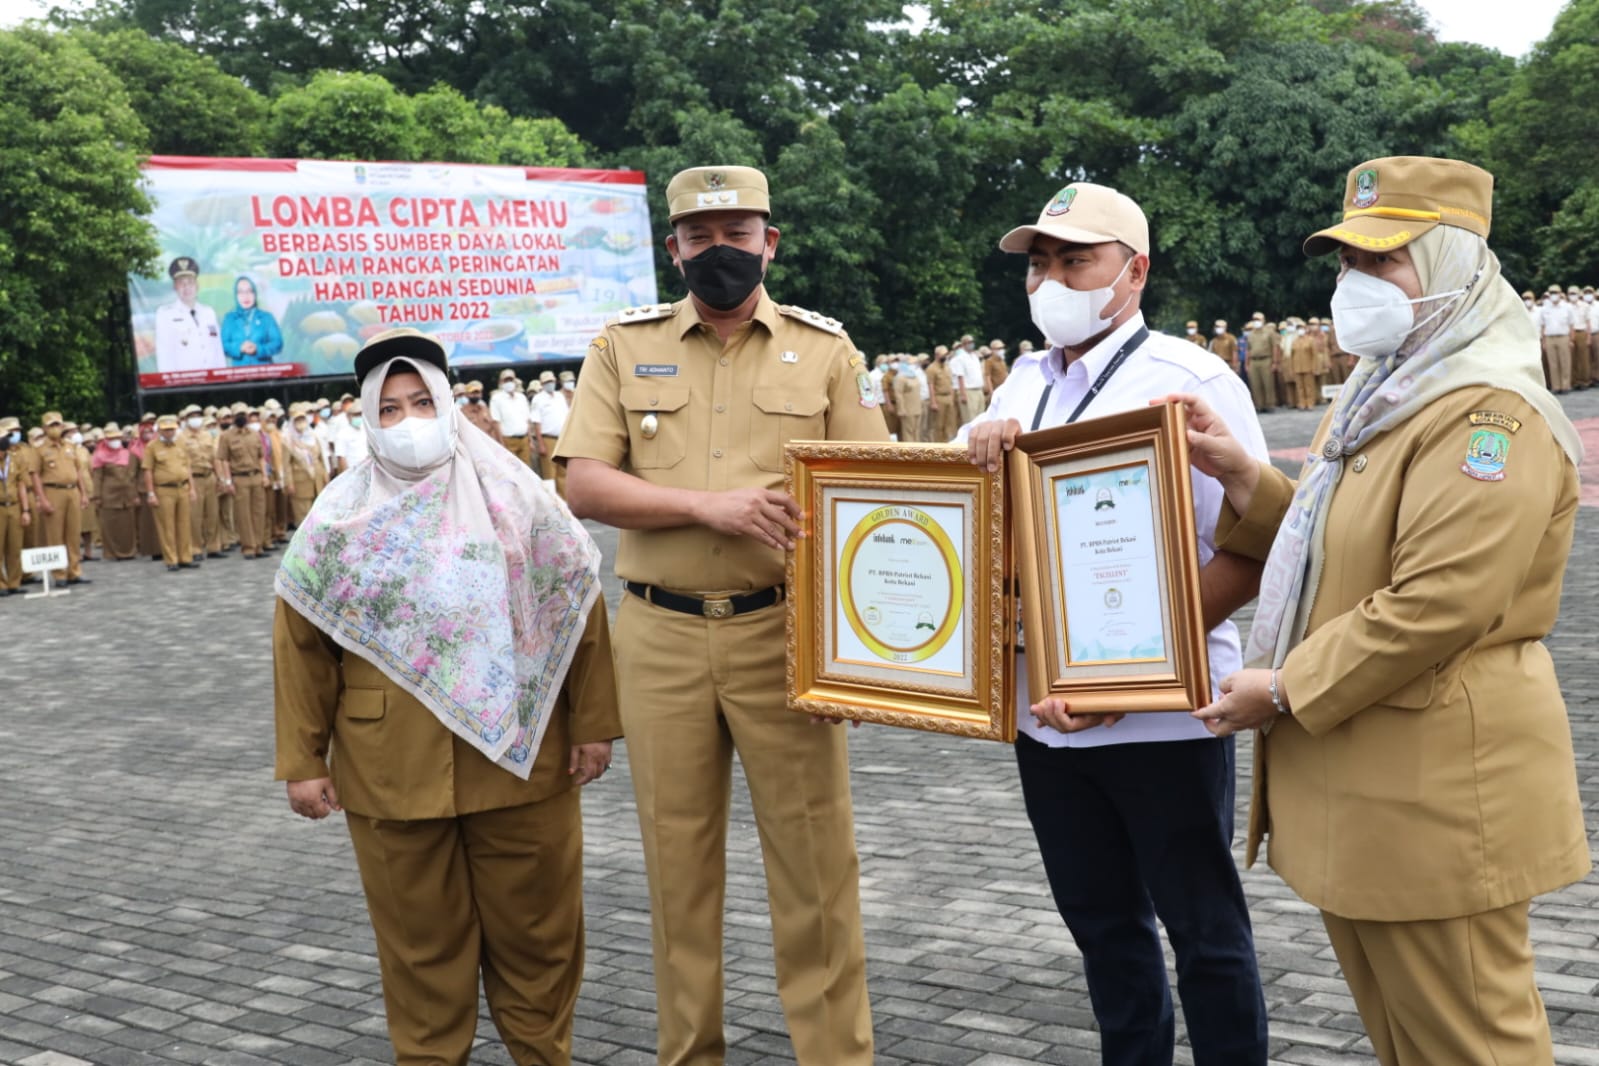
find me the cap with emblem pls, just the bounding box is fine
[1018,340,1034,353]
[499,368,518,383]
[141,412,157,423]
[665,166,771,224]
[1215,319,1227,328]
[179,403,202,417]
[465,380,484,395]
[42,411,63,427]
[999,182,1150,257]
[1568,285,1581,295]
[27,427,43,442]
[1185,320,1198,329]
[61,420,78,432]
[539,370,556,384]
[1308,316,1322,325]
[156,414,179,430]
[1303,156,1492,257]
[1522,290,1535,299]
[230,402,248,414]
[168,256,200,280]
[354,327,450,384]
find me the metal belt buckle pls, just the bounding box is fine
[702,597,734,619]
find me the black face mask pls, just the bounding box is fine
[468,395,481,404]
[680,243,766,311]
[233,416,248,429]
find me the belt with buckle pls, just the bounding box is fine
[45,483,76,489]
[625,581,783,619]
[233,469,259,476]
[157,482,186,488]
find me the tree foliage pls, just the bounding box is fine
[7,0,1598,419]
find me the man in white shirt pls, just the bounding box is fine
[489,367,538,468]
[332,398,369,473]
[1538,284,1573,393]
[529,370,570,493]
[947,335,985,423]
[958,182,1270,1066]
[153,257,225,374]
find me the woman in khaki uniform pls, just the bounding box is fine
[1174,157,1588,1066]
[284,408,326,526]
[90,424,140,560]
[274,328,619,1066]
[1288,318,1318,408]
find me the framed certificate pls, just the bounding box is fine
[785,442,1014,741]
[1008,403,1209,713]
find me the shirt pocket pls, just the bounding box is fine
[619,383,691,469]
[749,386,828,473]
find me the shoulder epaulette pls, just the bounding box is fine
[778,304,845,336]
[612,302,676,326]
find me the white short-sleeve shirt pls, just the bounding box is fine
[955,311,1270,748]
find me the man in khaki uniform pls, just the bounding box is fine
[0,417,31,594]
[891,354,924,443]
[217,405,267,558]
[1567,285,1589,389]
[1290,318,1318,408]
[558,164,882,1066]
[1183,319,1206,346]
[262,400,291,545]
[143,414,197,570]
[879,356,901,439]
[1208,318,1238,372]
[180,404,223,560]
[1309,316,1332,394]
[461,380,505,445]
[983,338,1010,400]
[1244,313,1278,411]
[35,412,91,584]
[926,345,958,441]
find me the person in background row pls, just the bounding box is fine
[1244,313,1278,412]
[877,354,901,439]
[275,329,620,1066]
[1181,155,1588,1066]
[132,413,161,560]
[16,425,43,563]
[1291,317,1319,409]
[35,411,91,585]
[983,338,1010,400]
[1309,316,1332,394]
[65,421,97,563]
[1209,318,1238,374]
[221,275,284,366]
[1568,284,1590,390]
[285,405,327,526]
[891,349,925,443]
[1538,283,1572,393]
[91,423,139,562]
[491,367,539,469]
[180,403,224,561]
[460,380,504,445]
[948,334,985,424]
[143,414,197,572]
[927,344,957,442]
[559,369,575,405]
[531,370,571,495]
[217,405,266,559]
[262,400,291,546]
[1184,319,1206,345]
[333,398,369,474]
[0,417,30,595]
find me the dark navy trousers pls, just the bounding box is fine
[1015,733,1268,1066]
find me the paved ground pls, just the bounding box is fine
[3,390,1599,1066]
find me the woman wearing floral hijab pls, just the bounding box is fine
[273,327,620,1066]
[1169,158,1587,1065]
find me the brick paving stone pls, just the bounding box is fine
[2,396,1598,1064]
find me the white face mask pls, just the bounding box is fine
[374,415,454,470]
[502,381,517,392]
[186,416,202,429]
[1330,268,1471,359]
[544,382,557,392]
[1185,327,1197,335]
[1213,327,1225,335]
[1027,258,1134,349]
[1525,300,1536,310]
[1586,295,1595,303]
[247,421,261,433]
[69,432,83,445]
[109,440,124,450]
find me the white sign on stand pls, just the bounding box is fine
[21,545,69,598]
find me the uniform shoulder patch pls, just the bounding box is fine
[778,304,845,336]
[1467,409,1522,434]
[612,302,676,326]
[1461,426,1511,482]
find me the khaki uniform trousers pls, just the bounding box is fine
[1546,334,1572,391]
[271,484,289,542]
[897,411,923,445]
[189,474,220,558]
[960,386,985,425]
[219,489,237,548]
[0,502,22,590]
[540,437,566,497]
[40,485,81,580]
[1246,358,1277,410]
[1572,329,1590,388]
[1295,371,1317,409]
[153,484,192,566]
[503,433,534,468]
[1321,901,1551,1066]
[615,593,872,1066]
[881,406,900,439]
[233,473,267,555]
[931,395,958,443]
[346,790,585,1066]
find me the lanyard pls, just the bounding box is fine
[1030,326,1149,431]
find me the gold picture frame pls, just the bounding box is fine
[1008,403,1209,714]
[785,442,1014,741]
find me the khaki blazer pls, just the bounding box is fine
[1218,385,1590,920]
[274,600,622,821]
[1289,334,1318,375]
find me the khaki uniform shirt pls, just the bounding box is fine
[219,426,264,473]
[983,354,1009,392]
[35,439,80,489]
[890,367,924,416]
[1289,333,1318,375]
[92,457,140,509]
[181,429,216,477]
[1208,332,1238,367]
[1185,332,1207,346]
[1248,325,1278,363]
[1310,331,1331,374]
[274,600,621,821]
[14,443,40,499]
[462,400,504,443]
[926,361,955,402]
[144,438,190,486]
[1218,386,1589,920]
[0,448,25,506]
[556,293,889,592]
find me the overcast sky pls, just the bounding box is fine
[0,0,1570,60]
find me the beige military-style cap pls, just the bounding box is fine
[539,370,556,384]
[347,399,363,414]
[102,422,121,436]
[451,382,467,397]
[27,426,44,442]
[934,344,950,357]
[156,414,179,430]
[1522,290,1536,299]
[1309,316,1322,325]
[0,416,19,433]
[1214,319,1227,328]
[230,401,248,414]
[140,411,157,423]
[179,404,202,417]
[42,411,63,426]
[1000,182,1151,257]
[559,370,576,383]
[989,338,1005,348]
[465,380,484,394]
[665,166,771,224]
[1567,285,1582,295]
[1304,156,1492,256]
[1018,339,1034,353]
[1546,284,1562,294]
[1184,321,1198,329]
[86,427,103,443]
[498,368,518,383]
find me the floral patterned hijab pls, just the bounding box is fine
[275,355,601,779]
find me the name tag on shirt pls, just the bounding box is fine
[634,364,678,377]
